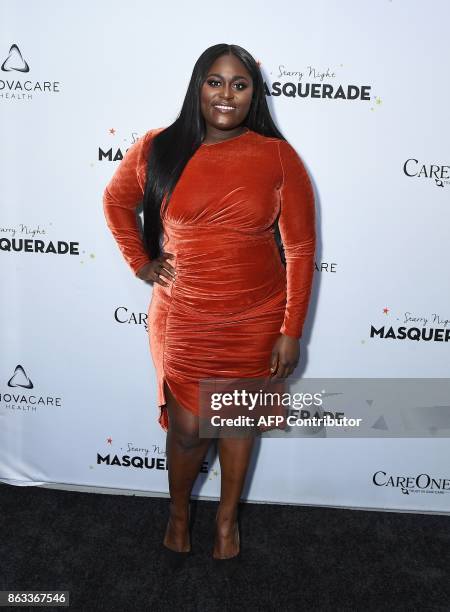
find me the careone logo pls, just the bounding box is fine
[373,470,450,496]
[403,158,449,188]
[0,43,61,101]
[99,129,141,162]
[369,308,450,343]
[114,306,148,332]
[263,61,378,106]
[1,365,62,413]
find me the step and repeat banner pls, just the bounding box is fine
[1,0,449,513]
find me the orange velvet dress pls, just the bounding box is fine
[103,127,316,431]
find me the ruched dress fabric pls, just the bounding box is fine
[103,127,316,432]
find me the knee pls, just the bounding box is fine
[170,425,203,452]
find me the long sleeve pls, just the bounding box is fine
[277,139,316,339]
[102,130,154,276]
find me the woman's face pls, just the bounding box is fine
[200,54,254,132]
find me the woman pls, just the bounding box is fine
[103,43,316,560]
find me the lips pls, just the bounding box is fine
[213,104,236,113]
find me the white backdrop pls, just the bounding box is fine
[1,0,449,512]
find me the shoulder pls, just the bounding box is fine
[138,126,166,151]
[142,126,166,142]
[270,138,312,190]
[124,127,166,164]
[245,132,307,183]
[275,138,307,170]
[275,137,300,157]
[248,130,281,148]
[249,131,300,160]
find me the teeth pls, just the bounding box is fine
[215,105,235,110]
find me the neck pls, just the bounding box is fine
[202,125,248,145]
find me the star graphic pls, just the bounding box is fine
[106,437,112,444]
[383,307,389,314]
[109,128,116,135]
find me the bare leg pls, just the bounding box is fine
[163,380,212,552]
[214,435,255,558]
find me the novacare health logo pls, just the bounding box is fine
[1,365,63,413]
[0,43,61,101]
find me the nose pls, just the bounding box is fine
[221,81,234,99]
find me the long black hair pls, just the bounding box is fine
[142,43,286,260]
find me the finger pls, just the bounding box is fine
[160,254,177,278]
[154,275,169,287]
[285,363,297,378]
[272,367,284,380]
[289,360,299,377]
[153,269,169,286]
[269,353,279,376]
[274,362,289,380]
[153,261,172,284]
[157,266,175,281]
[162,263,177,278]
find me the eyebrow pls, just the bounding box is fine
[206,72,250,81]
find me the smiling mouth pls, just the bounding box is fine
[213,104,236,112]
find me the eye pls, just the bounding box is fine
[205,79,248,90]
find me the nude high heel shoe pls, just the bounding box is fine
[160,502,192,569]
[213,510,241,561]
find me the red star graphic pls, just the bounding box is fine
[106,437,112,444]
[383,307,389,314]
[109,128,116,135]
